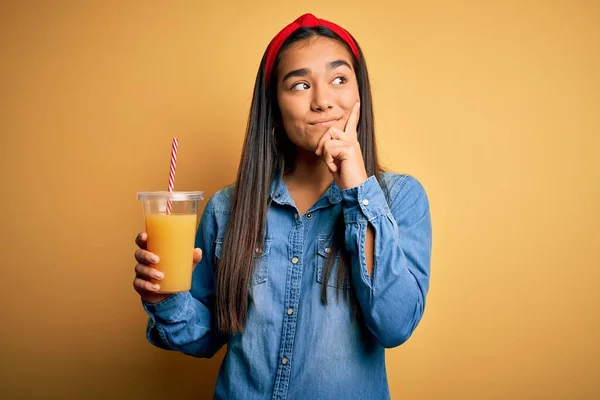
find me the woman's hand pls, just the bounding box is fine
[133,232,202,304]
[315,101,368,190]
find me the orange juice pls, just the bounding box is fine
[145,213,198,293]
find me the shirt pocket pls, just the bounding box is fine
[316,237,351,289]
[214,238,271,285]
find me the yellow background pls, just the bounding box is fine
[1,1,598,398]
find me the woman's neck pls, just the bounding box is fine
[283,148,334,214]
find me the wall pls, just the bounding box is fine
[1,1,598,398]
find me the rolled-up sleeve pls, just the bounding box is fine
[342,174,432,348]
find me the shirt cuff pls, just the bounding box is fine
[142,292,190,323]
[341,175,391,223]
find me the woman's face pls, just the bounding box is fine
[275,36,360,153]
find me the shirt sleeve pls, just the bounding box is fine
[141,194,227,358]
[341,174,432,348]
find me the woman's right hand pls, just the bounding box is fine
[133,232,203,304]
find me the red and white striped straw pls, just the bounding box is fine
[166,137,179,214]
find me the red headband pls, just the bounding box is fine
[264,13,359,86]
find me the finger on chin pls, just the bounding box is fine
[316,129,333,155]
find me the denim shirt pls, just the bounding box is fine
[142,172,432,400]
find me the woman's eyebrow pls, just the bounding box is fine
[328,59,351,70]
[281,68,310,83]
[281,60,352,83]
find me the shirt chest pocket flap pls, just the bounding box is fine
[214,238,272,285]
[316,237,351,289]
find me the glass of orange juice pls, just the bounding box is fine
[137,191,204,293]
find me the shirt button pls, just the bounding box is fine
[282,357,289,365]
[287,308,294,315]
[291,256,299,264]
[362,199,370,206]
[306,213,312,219]
[255,247,262,254]
[324,247,331,254]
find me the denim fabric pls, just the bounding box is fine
[142,172,432,399]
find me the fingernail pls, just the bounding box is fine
[152,284,160,291]
[154,272,164,280]
[150,256,159,264]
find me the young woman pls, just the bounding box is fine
[133,13,432,400]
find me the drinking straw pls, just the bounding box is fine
[166,137,178,214]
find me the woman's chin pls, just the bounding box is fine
[293,143,321,157]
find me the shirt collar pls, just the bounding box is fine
[325,180,342,204]
[269,174,342,206]
[268,174,291,205]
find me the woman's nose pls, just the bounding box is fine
[310,84,333,111]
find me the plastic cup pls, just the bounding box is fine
[137,191,204,293]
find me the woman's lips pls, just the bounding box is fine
[309,118,340,127]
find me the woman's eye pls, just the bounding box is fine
[332,76,347,85]
[292,82,310,91]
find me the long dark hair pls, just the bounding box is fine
[215,25,384,334]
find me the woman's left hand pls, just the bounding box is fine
[315,101,369,190]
